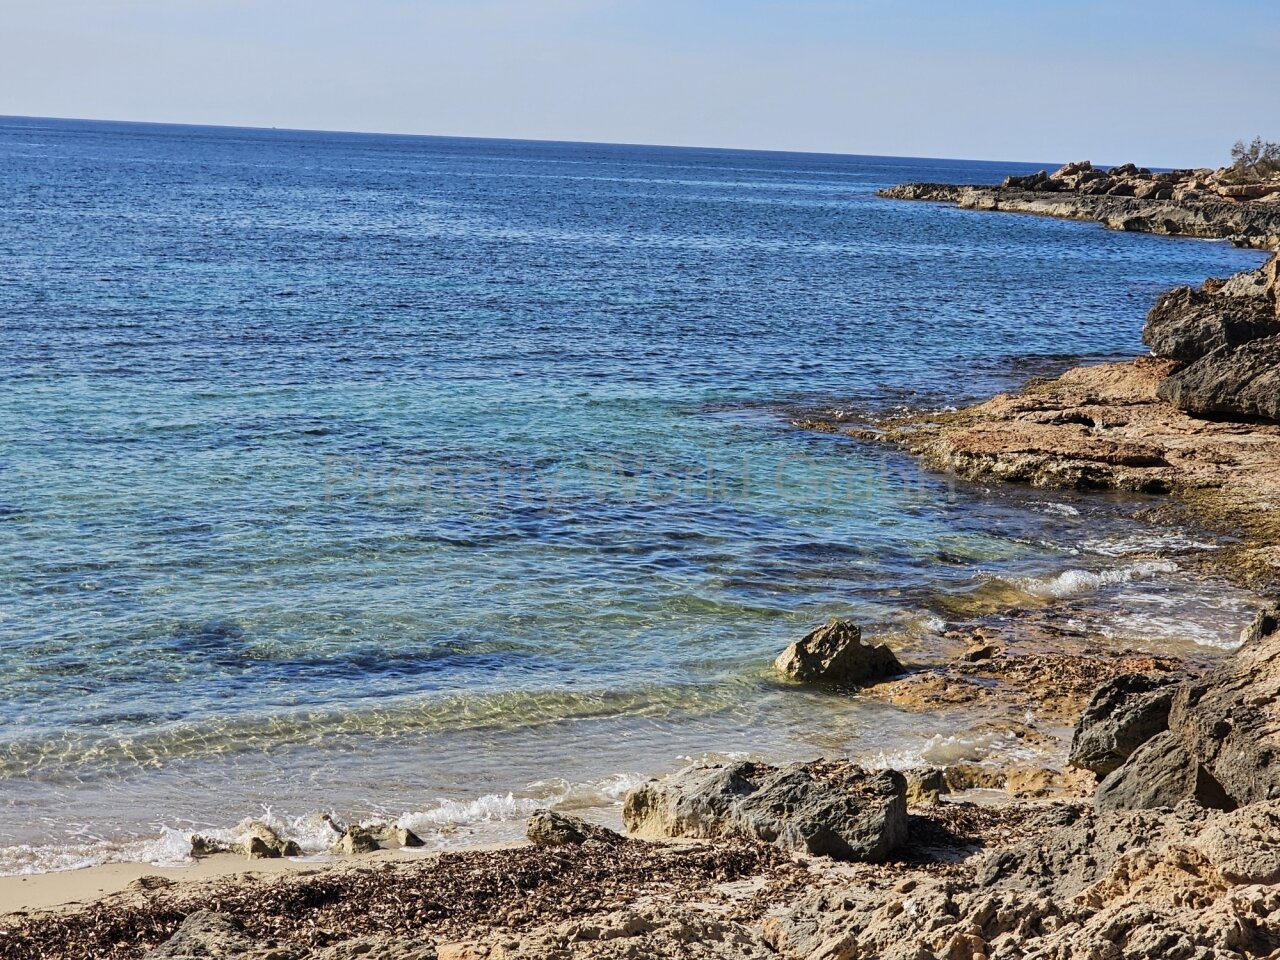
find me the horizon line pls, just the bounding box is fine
[0,112,1148,172]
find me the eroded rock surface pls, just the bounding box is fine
[623,760,908,861]
[1070,672,1185,778]
[773,619,903,686]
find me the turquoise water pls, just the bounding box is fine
[0,117,1268,873]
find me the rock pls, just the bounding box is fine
[190,834,231,858]
[368,823,425,848]
[622,759,907,861]
[1163,604,1280,806]
[904,766,947,806]
[1094,730,1234,811]
[959,642,999,662]
[526,810,623,848]
[241,821,302,859]
[773,620,903,686]
[1088,603,1280,811]
[766,803,1280,960]
[1069,672,1184,777]
[1142,283,1279,363]
[143,911,253,959]
[1240,602,1280,646]
[331,824,381,855]
[1159,333,1280,423]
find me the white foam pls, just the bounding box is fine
[1021,560,1178,599]
[1038,502,1081,518]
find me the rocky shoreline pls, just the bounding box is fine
[6,163,1280,959]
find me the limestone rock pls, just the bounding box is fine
[1069,672,1184,777]
[526,810,623,848]
[1160,333,1280,421]
[368,823,425,848]
[242,821,302,859]
[1164,603,1280,806]
[1094,731,1234,811]
[622,759,907,861]
[331,824,381,855]
[773,620,903,686]
[143,911,254,959]
[1142,283,1279,362]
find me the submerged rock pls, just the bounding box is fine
[773,620,903,686]
[526,810,624,848]
[622,759,907,861]
[1069,672,1184,778]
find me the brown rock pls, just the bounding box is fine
[773,619,903,686]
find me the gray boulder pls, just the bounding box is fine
[1143,285,1279,362]
[1093,604,1280,811]
[1069,672,1184,778]
[1094,731,1234,811]
[622,759,907,861]
[1157,333,1280,422]
[774,620,903,686]
[526,809,623,848]
[143,912,254,959]
[1164,604,1280,806]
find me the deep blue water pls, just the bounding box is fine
[0,117,1267,871]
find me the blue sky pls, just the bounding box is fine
[3,0,1277,166]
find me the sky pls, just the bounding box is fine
[3,0,1278,167]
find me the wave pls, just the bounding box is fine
[0,771,647,878]
[1020,560,1179,600]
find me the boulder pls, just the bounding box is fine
[622,760,907,861]
[1143,284,1279,362]
[142,912,253,959]
[1164,604,1280,806]
[1157,333,1280,421]
[526,809,624,848]
[1094,731,1234,811]
[773,620,903,686]
[1093,604,1280,811]
[241,821,301,859]
[1069,672,1184,777]
[331,824,381,855]
[368,823,425,848]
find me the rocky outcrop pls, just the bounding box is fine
[1069,672,1184,778]
[879,181,1280,250]
[1141,254,1280,421]
[765,802,1280,960]
[1159,333,1280,421]
[773,620,903,686]
[1093,604,1280,811]
[526,810,624,848]
[622,760,907,861]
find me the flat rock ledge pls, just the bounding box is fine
[622,759,908,861]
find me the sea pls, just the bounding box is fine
[0,116,1269,875]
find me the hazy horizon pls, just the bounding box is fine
[3,0,1277,170]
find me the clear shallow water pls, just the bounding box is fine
[0,117,1269,874]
